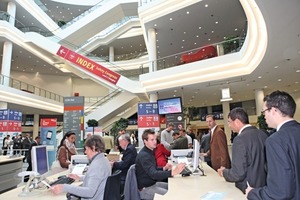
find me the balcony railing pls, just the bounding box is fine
[0,74,64,103]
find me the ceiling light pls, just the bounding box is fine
[182,40,185,42]
[211,30,214,33]
[278,79,282,81]
[183,32,186,34]
[235,28,238,31]
[194,43,197,45]
[154,24,157,26]
[170,18,172,20]
[274,66,279,68]
[264,86,268,88]
[199,27,202,29]
[205,4,208,7]
[196,35,199,37]
[258,76,262,78]
[208,39,211,41]
[296,82,299,84]
[215,21,218,24]
[186,11,190,14]
[296,70,300,73]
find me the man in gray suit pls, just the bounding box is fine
[217,107,267,194]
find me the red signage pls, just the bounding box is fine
[40,118,57,127]
[138,115,160,128]
[56,46,121,85]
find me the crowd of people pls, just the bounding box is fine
[1,133,33,158]
[2,90,300,200]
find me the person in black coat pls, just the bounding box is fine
[24,136,41,182]
[111,134,137,193]
[247,91,300,199]
[217,107,267,193]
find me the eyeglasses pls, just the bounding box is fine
[261,108,271,115]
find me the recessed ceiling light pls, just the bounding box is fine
[182,40,185,42]
[274,66,279,68]
[194,42,197,45]
[154,24,157,27]
[181,46,184,48]
[296,70,300,73]
[278,79,282,81]
[199,27,202,29]
[215,21,218,24]
[183,32,186,34]
[196,35,199,37]
[211,30,214,33]
[208,38,211,41]
[186,11,190,14]
[295,81,299,84]
[264,86,268,88]
[258,76,262,78]
[170,18,172,20]
[174,90,177,92]
[205,4,208,7]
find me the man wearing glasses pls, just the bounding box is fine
[246,91,300,200]
[217,107,267,193]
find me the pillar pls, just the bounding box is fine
[222,101,231,144]
[109,46,114,62]
[149,93,158,102]
[147,28,157,72]
[255,89,264,116]
[1,2,16,86]
[33,114,39,138]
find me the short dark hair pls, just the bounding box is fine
[172,132,180,136]
[142,129,155,141]
[228,107,249,124]
[85,135,105,153]
[264,90,296,117]
[168,122,174,127]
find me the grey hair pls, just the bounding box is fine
[118,133,131,142]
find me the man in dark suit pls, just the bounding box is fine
[200,132,212,168]
[202,115,231,171]
[247,91,300,199]
[24,136,41,182]
[217,107,267,193]
[111,133,137,193]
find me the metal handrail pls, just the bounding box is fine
[84,88,123,115]
[0,74,64,102]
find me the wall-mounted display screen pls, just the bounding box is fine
[157,97,183,115]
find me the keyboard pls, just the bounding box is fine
[49,176,75,186]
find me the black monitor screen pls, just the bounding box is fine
[32,146,48,175]
[157,97,183,115]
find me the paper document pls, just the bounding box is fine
[200,191,226,200]
[72,164,87,175]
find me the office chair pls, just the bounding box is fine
[103,170,122,200]
[124,164,141,200]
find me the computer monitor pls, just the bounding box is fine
[191,139,200,173]
[31,145,49,176]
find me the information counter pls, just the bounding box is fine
[155,164,246,200]
[0,155,24,193]
[0,170,80,199]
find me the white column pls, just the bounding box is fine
[109,46,114,62]
[7,2,16,24]
[222,101,231,144]
[149,93,158,102]
[147,28,157,72]
[1,2,16,86]
[1,41,13,86]
[33,114,40,139]
[255,89,265,115]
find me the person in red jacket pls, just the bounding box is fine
[154,137,171,167]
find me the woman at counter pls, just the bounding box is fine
[57,131,78,169]
[51,135,111,200]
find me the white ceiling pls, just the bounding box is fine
[0,0,300,114]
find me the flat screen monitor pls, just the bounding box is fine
[157,97,183,115]
[31,145,49,176]
[192,139,200,173]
